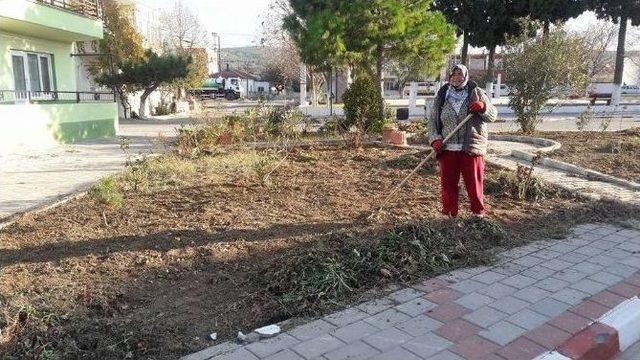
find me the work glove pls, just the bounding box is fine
[469,101,486,113]
[431,139,444,153]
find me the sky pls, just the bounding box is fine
[134,0,271,48]
[133,1,639,51]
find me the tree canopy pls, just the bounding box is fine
[98,50,191,118]
[284,0,455,85]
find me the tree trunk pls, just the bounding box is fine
[398,80,405,99]
[461,29,469,66]
[487,45,496,82]
[139,85,158,119]
[613,16,627,85]
[543,21,550,37]
[376,43,384,95]
[116,86,129,118]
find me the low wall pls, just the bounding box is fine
[0,102,118,151]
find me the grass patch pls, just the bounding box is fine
[89,177,123,208]
[122,154,197,192]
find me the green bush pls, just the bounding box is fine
[342,74,384,136]
[265,106,303,138]
[154,102,173,116]
[90,176,123,208]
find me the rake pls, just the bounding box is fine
[366,113,474,221]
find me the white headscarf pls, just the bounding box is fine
[449,64,469,89]
[445,64,470,114]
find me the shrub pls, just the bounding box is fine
[485,165,551,201]
[90,176,123,207]
[122,155,197,191]
[154,102,173,116]
[265,106,303,138]
[504,28,588,133]
[341,74,384,145]
[251,155,275,187]
[175,120,225,158]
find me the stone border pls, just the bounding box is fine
[0,188,90,231]
[534,296,640,360]
[489,134,562,153]
[511,150,640,191]
[490,134,640,192]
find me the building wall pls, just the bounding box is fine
[0,102,117,149]
[0,31,77,91]
[0,0,103,40]
[623,58,640,86]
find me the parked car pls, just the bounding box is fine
[622,84,640,94]
[403,81,438,96]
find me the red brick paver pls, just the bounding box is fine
[589,290,628,308]
[497,337,547,360]
[609,282,640,298]
[451,335,501,360]
[548,312,592,334]
[625,272,640,287]
[423,288,464,304]
[416,278,450,292]
[524,324,572,349]
[571,300,610,320]
[558,322,619,360]
[435,319,482,342]
[426,303,471,322]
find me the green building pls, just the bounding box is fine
[0,0,117,147]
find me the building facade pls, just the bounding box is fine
[0,0,117,149]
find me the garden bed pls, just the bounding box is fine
[1,145,638,359]
[540,128,640,183]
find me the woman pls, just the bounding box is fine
[427,64,498,218]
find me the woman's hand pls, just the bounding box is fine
[469,101,486,113]
[431,139,444,153]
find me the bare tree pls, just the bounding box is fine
[626,27,640,67]
[574,21,618,80]
[160,0,209,51]
[259,0,302,95]
[158,1,210,99]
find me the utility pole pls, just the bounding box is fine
[211,32,221,73]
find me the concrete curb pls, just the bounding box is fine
[534,296,640,360]
[0,188,90,231]
[489,134,562,153]
[511,149,640,191]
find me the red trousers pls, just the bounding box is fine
[437,151,485,217]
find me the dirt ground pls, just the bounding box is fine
[539,128,640,183]
[1,145,637,359]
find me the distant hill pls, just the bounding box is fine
[219,46,269,76]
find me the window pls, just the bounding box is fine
[11,51,54,99]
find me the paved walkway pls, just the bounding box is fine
[486,140,640,205]
[183,223,640,360]
[181,133,640,360]
[0,117,189,220]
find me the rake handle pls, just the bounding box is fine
[370,113,475,217]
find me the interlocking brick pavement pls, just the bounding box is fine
[182,224,640,360]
